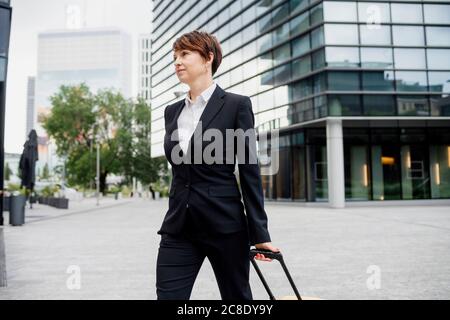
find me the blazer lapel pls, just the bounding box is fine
[168,85,227,158]
[187,85,226,154]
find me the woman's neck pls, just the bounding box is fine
[188,77,214,102]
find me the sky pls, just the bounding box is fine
[5,0,152,154]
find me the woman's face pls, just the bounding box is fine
[173,49,211,84]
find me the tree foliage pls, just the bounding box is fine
[43,84,168,194]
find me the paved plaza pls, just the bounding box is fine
[0,197,449,300]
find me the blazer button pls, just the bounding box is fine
[185,184,190,188]
[186,203,189,208]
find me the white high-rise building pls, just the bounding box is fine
[138,34,151,105]
[34,27,132,172]
[25,76,35,139]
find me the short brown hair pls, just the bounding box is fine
[173,30,223,76]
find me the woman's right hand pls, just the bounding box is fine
[254,242,280,262]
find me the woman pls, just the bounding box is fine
[156,30,279,300]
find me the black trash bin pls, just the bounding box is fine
[9,194,26,226]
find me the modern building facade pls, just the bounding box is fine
[25,76,36,139]
[138,34,152,104]
[35,27,132,172]
[0,0,12,225]
[150,0,450,206]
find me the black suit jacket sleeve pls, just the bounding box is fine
[236,96,272,246]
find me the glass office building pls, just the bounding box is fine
[0,0,11,225]
[150,0,450,205]
[0,0,11,126]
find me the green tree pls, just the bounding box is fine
[43,83,102,191]
[42,163,50,180]
[4,162,12,181]
[43,84,166,195]
[132,97,167,186]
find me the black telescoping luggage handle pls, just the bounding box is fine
[249,249,302,300]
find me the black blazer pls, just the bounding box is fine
[157,85,271,245]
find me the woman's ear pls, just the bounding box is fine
[208,51,214,65]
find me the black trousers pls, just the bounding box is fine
[156,208,253,300]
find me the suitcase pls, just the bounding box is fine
[249,248,302,300]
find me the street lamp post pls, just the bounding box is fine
[89,139,93,191]
[96,138,100,206]
[61,154,67,198]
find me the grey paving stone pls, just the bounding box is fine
[0,198,449,300]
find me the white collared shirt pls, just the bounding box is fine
[177,82,217,154]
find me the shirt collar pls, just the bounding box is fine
[185,82,217,106]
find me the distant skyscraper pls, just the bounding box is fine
[138,34,151,105]
[25,76,35,139]
[35,27,132,171]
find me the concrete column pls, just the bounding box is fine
[326,119,345,208]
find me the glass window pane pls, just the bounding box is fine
[358,2,390,24]
[314,95,328,118]
[258,51,273,73]
[229,15,242,35]
[230,66,243,84]
[363,95,396,116]
[229,0,241,17]
[274,43,291,65]
[360,25,391,45]
[274,64,291,86]
[257,32,272,52]
[424,4,450,24]
[312,49,325,70]
[325,47,359,67]
[395,71,428,92]
[427,49,450,70]
[0,7,11,56]
[291,0,309,15]
[325,24,359,45]
[361,47,393,69]
[394,49,426,69]
[328,71,360,91]
[272,2,289,23]
[242,23,257,44]
[328,95,362,116]
[258,13,271,34]
[311,26,324,48]
[362,71,395,91]
[292,55,311,78]
[430,97,450,117]
[290,11,309,37]
[426,27,450,46]
[242,39,256,61]
[292,34,310,57]
[397,96,430,116]
[391,3,423,24]
[260,69,275,89]
[228,32,242,51]
[242,5,257,24]
[313,73,326,94]
[323,1,357,22]
[429,144,450,198]
[290,78,312,100]
[428,72,450,93]
[0,57,6,81]
[310,2,324,25]
[272,22,290,46]
[393,26,424,46]
[256,0,272,16]
[257,89,275,112]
